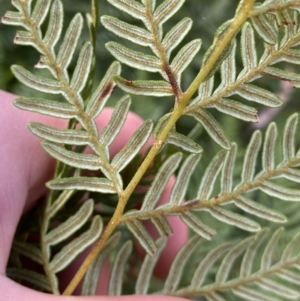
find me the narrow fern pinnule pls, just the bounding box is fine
[3,0,300,300]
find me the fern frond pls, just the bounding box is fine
[101,0,194,98]
[163,228,300,300]
[122,113,300,246]
[82,232,121,295]
[6,268,52,292]
[135,236,167,294]
[185,15,300,124]
[109,241,133,295]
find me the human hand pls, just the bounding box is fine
[0,90,189,301]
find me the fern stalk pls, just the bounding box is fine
[63,0,256,295]
[181,0,256,105]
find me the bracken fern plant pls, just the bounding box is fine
[2,0,300,300]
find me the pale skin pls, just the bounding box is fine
[0,90,189,301]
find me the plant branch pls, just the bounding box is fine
[63,0,255,295]
[181,0,256,107]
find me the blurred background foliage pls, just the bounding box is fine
[2,1,300,298]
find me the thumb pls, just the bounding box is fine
[1,275,189,301]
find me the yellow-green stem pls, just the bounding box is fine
[64,0,255,295]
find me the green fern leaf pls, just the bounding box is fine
[191,242,233,289]
[261,228,283,271]
[153,0,185,26]
[32,0,51,27]
[201,206,261,232]
[42,142,101,170]
[141,153,182,211]
[56,13,83,73]
[180,212,216,240]
[7,268,52,293]
[171,39,201,82]
[14,98,78,118]
[101,16,152,47]
[251,13,278,45]
[236,83,282,107]
[259,181,300,201]
[106,42,161,73]
[263,67,300,87]
[46,189,75,218]
[29,123,89,145]
[162,17,192,59]
[150,216,173,236]
[221,143,237,193]
[216,236,255,284]
[169,154,201,206]
[135,237,167,294]
[12,242,43,265]
[111,119,153,172]
[283,113,298,162]
[214,40,236,91]
[113,76,173,97]
[44,199,94,246]
[11,66,62,94]
[1,10,24,27]
[47,177,116,194]
[109,241,132,296]
[107,0,146,21]
[187,110,230,149]
[49,216,102,274]
[99,96,131,149]
[70,42,93,95]
[163,236,201,293]
[241,130,262,184]
[240,22,257,75]
[43,0,63,53]
[232,286,280,301]
[262,122,277,171]
[86,61,121,118]
[167,132,203,154]
[197,151,226,200]
[234,195,286,223]
[82,232,121,295]
[125,219,156,255]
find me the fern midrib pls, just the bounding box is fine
[144,0,182,99]
[185,28,300,113]
[172,253,300,297]
[120,155,300,222]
